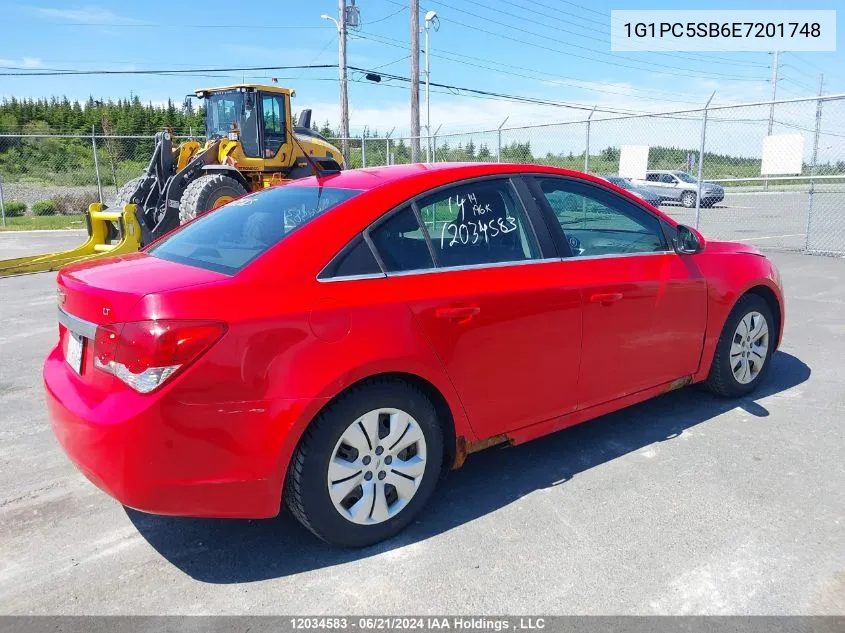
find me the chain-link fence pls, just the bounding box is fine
[330,94,845,255]
[2,95,843,253]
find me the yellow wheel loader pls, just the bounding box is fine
[0,84,343,277]
[122,84,343,245]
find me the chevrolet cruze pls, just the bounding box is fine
[45,163,784,546]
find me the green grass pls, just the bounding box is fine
[0,214,86,231]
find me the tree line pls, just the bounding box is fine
[0,95,204,135]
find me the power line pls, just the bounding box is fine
[0,64,337,76]
[519,0,771,64]
[450,0,768,68]
[377,0,766,82]
[353,32,700,104]
[348,66,643,114]
[784,52,845,81]
[44,22,327,29]
[0,60,640,115]
[352,31,734,105]
[367,5,407,25]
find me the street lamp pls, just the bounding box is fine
[424,10,439,163]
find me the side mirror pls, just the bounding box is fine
[675,224,704,254]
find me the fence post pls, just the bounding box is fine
[496,117,509,163]
[694,92,715,230]
[0,175,6,227]
[361,135,367,168]
[385,138,391,166]
[584,106,597,173]
[91,125,103,203]
[431,124,442,164]
[805,77,824,252]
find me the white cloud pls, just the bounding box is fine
[0,57,42,68]
[29,5,144,25]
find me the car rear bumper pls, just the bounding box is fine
[44,345,319,519]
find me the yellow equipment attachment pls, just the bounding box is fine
[0,203,142,278]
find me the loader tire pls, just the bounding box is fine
[179,174,247,225]
[107,176,145,242]
[115,176,145,207]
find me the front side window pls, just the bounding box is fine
[262,93,286,158]
[416,179,539,267]
[675,172,697,183]
[660,174,677,184]
[204,90,260,158]
[149,186,362,274]
[537,178,667,257]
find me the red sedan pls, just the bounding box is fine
[45,163,784,546]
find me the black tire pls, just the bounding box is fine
[704,294,776,398]
[107,176,144,242]
[681,190,697,208]
[115,176,145,207]
[179,174,247,225]
[285,378,444,547]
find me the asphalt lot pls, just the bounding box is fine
[660,188,844,254]
[0,231,843,615]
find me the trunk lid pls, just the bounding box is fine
[54,253,227,392]
[58,252,227,324]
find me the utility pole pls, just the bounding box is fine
[423,11,439,163]
[410,0,421,162]
[805,73,824,250]
[767,50,780,136]
[338,0,349,164]
[322,1,359,166]
[764,50,780,191]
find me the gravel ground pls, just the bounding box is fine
[0,237,842,615]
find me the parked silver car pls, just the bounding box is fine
[600,175,662,206]
[632,170,725,208]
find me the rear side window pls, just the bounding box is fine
[319,235,381,279]
[368,206,435,273]
[149,185,362,274]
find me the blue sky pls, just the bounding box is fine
[1,1,843,134]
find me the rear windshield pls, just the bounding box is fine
[148,185,362,274]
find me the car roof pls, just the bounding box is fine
[283,162,593,192]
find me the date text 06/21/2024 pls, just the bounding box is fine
[289,617,548,630]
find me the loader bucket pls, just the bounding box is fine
[0,204,142,278]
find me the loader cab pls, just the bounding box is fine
[200,86,293,166]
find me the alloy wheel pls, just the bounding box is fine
[327,408,427,525]
[730,311,769,384]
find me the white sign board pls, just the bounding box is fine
[618,145,649,181]
[761,134,804,176]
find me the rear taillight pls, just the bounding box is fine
[93,320,226,393]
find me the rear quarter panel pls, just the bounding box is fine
[137,271,474,485]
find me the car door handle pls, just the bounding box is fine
[590,292,623,305]
[435,305,481,322]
